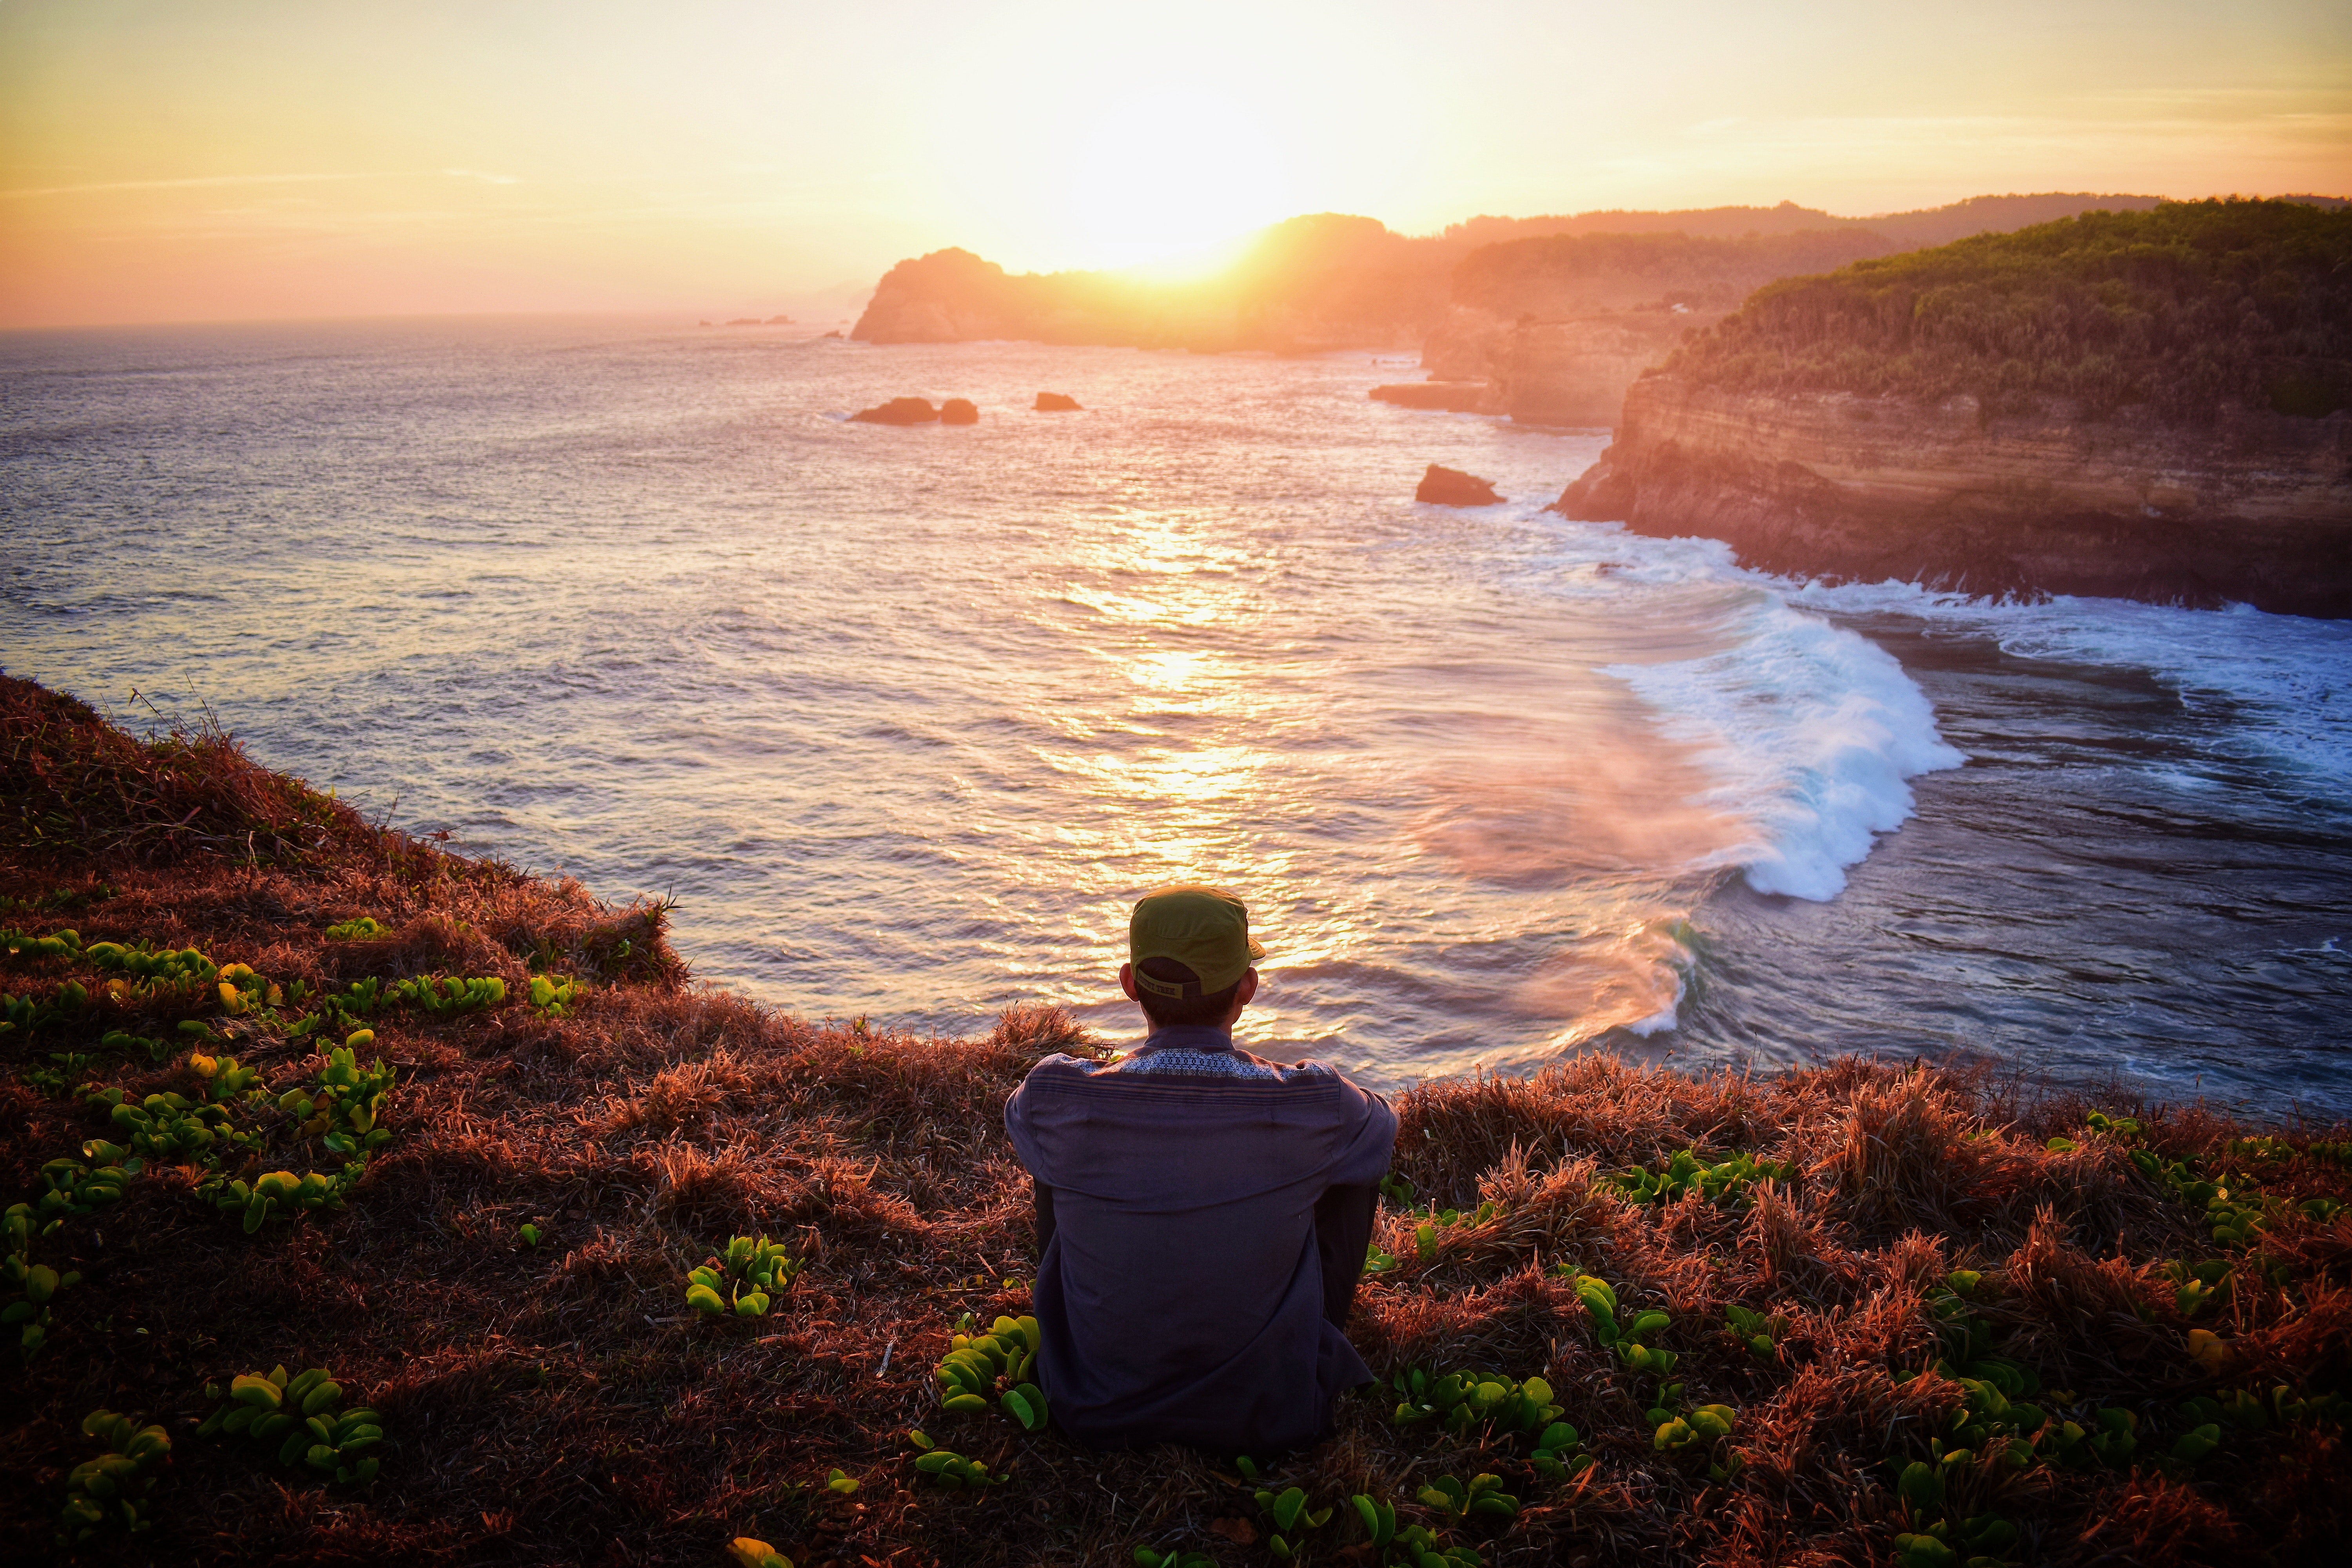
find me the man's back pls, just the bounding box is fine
[1006,1025,1397,1454]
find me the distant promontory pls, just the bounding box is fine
[850,196,2169,423]
[1553,200,2352,617]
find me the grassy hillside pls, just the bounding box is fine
[1663,199,2352,422]
[3,673,2349,1566]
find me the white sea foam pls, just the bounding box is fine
[1787,579,2352,803]
[1602,588,1966,901]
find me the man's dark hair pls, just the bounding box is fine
[1135,956,1241,1029]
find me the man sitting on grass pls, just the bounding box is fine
[1005,884,1398,1454]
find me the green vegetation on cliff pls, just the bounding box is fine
[1665,199,2352,421]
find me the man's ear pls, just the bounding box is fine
[1118,962,1140,1003]
[1234,968,1259,1008]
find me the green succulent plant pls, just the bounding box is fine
[1251,1485,1334,1558]
[1406,1199,1500,1259]
[1350,1494,1484,1567]
[1608,1147,1794,1209]
[324,916,389,941]
[905,1428,999,1489]
[0,993,38,1039]
[1654,1402,1739,1468]
[99,1028,168,1063]
[214,961,279,1016]
[111,1089,254,1164]
[1725,1303,1791,1361]
[2181,1383,2347,1432]
[934,1312,1048,1429]
[26,1148,141,1234]
[1529,1419,1590,1480]
[4,1202,83,1357]
[200,1165,363,1231]
[58,1408,169,1543]
[728,1537,795,1568]
[528,975,581,1018]
[1388,1367,1561,1436]
[276,1036,396,1156]
[1,926,84,961]
[83,938,219,997]
[20,1048,91,1095]
[195,1363,384,1483]
[393,973,507,1015]
[1566,1271,1627,1344]
[2039,1406,2137,1469]
[686,1234,804,1319]
[1890,1456,2019,1568]
[1416,1472,1517,1523]
[1133,1546,1213,1568]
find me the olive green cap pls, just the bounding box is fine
[1128,884,1265,999]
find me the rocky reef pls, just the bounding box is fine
[850,397,940,425]
[1555,379,2352,615]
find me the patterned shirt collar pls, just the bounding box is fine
[1132,1024,1235,1057]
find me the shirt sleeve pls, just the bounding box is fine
[1328,1077,1399,1188]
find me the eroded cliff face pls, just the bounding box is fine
[1553,377,2352,617]
[1412,309,1714,426]
[1495,313,1712,426]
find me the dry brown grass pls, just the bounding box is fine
[3,677,2347,1566]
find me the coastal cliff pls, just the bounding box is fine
[1555,200,2352,615]
[1555,379,2352,613]
[1490,312,1711,427]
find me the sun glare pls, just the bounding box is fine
[1065,89,1299,275]
[933,79,1303,276]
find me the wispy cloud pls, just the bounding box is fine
[0,169,523,200]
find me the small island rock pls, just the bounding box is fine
[850,397,940,425]
[1416,464,1504,506]
[1035,392,1082,412]
[939,398,980,425]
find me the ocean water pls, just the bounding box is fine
[4,317,2349,1115]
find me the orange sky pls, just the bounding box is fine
[2,0,2347,328]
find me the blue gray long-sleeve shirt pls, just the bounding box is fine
[1004,1024,1398,1454]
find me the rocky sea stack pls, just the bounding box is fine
[1553,200,2352,616]
[1417,465,1503,506]
[1034,392,1082,412]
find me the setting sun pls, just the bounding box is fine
[1042,87,1301,274]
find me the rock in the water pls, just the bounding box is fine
[1416,464,1504,506]
[939,398,979,425]
[849,397,940,425]
[1035,392,1082,412]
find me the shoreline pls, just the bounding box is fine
[3,673,2348,1564]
